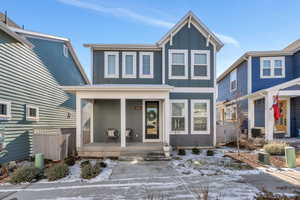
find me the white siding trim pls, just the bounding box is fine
[191,50,210,80]
[169,99,188,135]
[191,99,210,135]
[122,52,137,78]
[104,51,119,78]
[139,52,154,78]
[172,87,215,93]
[0,100,11,120]
[247,56,252,94]
[168,49,188,80]
[162,45,166,84]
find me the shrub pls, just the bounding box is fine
[206,150,214,156]
[81,163,101,179]
[178,149,186,156]
[192,147,201,155]
[45,163,69,181]
[263,142,289,156]
[9,166,39,184]
[64,157,76,166]
[80,160,90,168]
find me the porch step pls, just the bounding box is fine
[119,152,171,161]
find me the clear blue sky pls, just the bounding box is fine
[2,0,300,79]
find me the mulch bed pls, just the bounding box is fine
[225,152,289,168]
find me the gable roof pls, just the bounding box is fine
[283,38,300,51]
[0,22,33,48]
[8,27,90,84]
[156,11,223,51]
[0,12,21,29]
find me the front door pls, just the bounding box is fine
[144,101,160,141]
[275,100,287,133]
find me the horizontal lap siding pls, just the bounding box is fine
[254,98,265,127]
[169,93,214,146]
[0,34,78,163]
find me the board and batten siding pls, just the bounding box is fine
[0,30,85,163]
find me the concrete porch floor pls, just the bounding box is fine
[78,142,164,158]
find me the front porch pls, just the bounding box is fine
[63,84,173,157]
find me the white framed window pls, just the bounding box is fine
[63,44,68,58]
[104,51,119,78]
[225,105,237,121]
[168,49,188,79]
[0,100,11,120]
[191,50,210,80]
[260,57,285,78]
[170,100,188,134]
[122,52,137,78]
[230,69,237,92]
[139,52,154,78]
[191,100,210,134]
[26,105,39,121]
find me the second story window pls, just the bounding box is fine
[0,100,11,120]
[26,105,39,121]
[191,50,210,80]
[230,69,237,92]
[63,44,68,58]
[139,52,154,78]
[168,49,188,79]
[104,52,119,78]
[260,57,285,78]
[122,52,136,78]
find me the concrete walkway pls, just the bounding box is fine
[0,161,299,200]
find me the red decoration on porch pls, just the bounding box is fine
[272,95,281,120]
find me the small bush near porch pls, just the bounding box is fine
[263,141,289,155]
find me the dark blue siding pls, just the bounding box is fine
[254,98,265,127]
[292,50,300,78]
[291,97,300,137]
[217,61,248,102]
[251,56,294,93]
[165,23,214,87]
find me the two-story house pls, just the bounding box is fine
[217,39,300,142]
[63,11,223,157]
[0,16,89,163]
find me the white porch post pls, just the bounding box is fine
[120,98,126,147]
[76,94,82,149]
[248,98,254,139]
[90,100,94,143]
[265,91,275,141]
[164,98,170,145]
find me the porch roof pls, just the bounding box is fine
[61,84,174,93]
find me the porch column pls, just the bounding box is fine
[248,98,254,139]
[164,98,170,145]
[120,98,126,147]
[265,91,275,141]
[76,94,82,149]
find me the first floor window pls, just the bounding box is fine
[191,100,210,134]
[191,50,210,79]
[0,100,11,119]
[168,49,188,79]
[139,52,153,78]
[170,100,188,134]
[224,105,237,121]
[122,52,136,78]
[26,105,39,121]
[104,52,119,78]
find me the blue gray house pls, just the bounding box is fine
[217,39,300,141]
[0,19,89,163]
[62,11,224,157]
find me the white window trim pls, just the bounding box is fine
[170,99,188,134]
[122,52,137,78]
[168,49,188,79]
[26,105,39,121]
[63,44,68,58]
[191,50,210,80]
[104,51,119,78]
[230,69,237,92]
[191,99,210,134]
[0,100,11,120]
[139,52,154,78]
[260,57,285,79]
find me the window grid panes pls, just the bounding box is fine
[107,55,116,75]
[0,104,7,116]
[125,55,134,75]
[172,53,185,65]
[261,57,285,78]
[171,102,186,132]
[142,55,151,75]
[193,102,208,132]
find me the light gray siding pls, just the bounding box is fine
[254,98,265,127]
[0,30,85,163]
[93,51,162,84]
[169,92,214,146]
[165,23,215,87]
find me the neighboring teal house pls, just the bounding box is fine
[0,19,89,163]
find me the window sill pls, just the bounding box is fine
[260,76,285,79]
[104,75,119,79]
[169,131,188,135]
[191,76,210,80]
[169,76,188,80]
[191,131,210,135]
